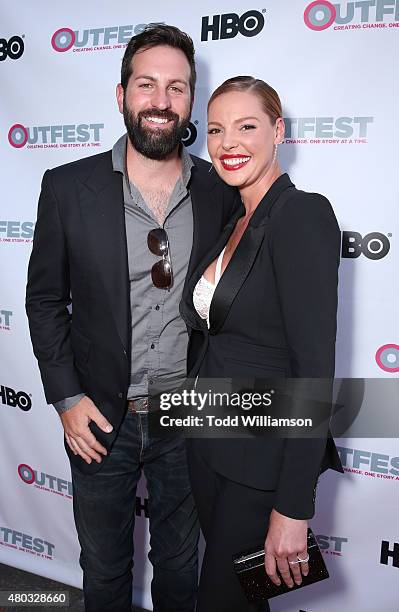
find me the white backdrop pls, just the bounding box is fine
[1,1,398,610]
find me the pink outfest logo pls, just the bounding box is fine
[7,123,104,149]
[18,463,35,484]
[304,1,337,30]
[50,23,162,52]
[375,344,399,373]
[18,463,73,498]
[304,0,399,30]
[51,27,75,52]
[8,124,28,148]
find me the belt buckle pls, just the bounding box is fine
[127,398,149,414]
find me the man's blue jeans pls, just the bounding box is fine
[71,409,199,612]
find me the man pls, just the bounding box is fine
[26,25,238,612]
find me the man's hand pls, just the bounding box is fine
[264,508,308,588]
[60,396,113,464]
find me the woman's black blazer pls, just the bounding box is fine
[180,173,344,520]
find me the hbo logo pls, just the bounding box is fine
[0,385,32,411]
[201,10,265,41]
[341,231,390,260]
[182,122,197,148]
[0,35,24,61]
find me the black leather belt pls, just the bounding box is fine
[127,398,149,414]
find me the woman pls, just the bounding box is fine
[179,76,343,612]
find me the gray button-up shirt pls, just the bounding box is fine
[54,134,194,413]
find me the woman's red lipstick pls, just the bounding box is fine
[220,154,251,171]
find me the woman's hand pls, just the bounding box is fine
[264,508,309,588]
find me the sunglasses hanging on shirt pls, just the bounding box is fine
[147,228,173,290]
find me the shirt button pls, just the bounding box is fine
[155,305,160,310]
[150,343,155,349]
[118,392,123,398]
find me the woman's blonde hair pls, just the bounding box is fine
[208,76,282,124]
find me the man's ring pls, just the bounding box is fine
[288,553,309,564]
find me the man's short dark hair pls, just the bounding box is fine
[121,24,196,99]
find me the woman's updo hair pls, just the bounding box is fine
[208,76,282,124]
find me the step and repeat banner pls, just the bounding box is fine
[1,1,398,610]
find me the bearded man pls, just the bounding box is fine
[26,24,238,612]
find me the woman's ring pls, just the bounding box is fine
[288,553,309,564]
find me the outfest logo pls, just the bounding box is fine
[337,445,399,480]
[0,526,55,559]
[375,344,399,373]
[316,534,349,556]
[0,309,13,331]
[0,220,34,243]
[17,463,146,509]
[304,0,399,31]
[283,116,373,144]
[18,463,73,499]
[8,123,104,150]
[51,22,164,53]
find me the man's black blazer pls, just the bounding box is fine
[25,147,239,474]
[180,173,344,520]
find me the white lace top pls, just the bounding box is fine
[193,247,226,329]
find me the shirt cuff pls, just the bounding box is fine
[53,393,85,415]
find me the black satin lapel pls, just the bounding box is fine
[186,205,243,295]
[78,173,130,351]
[180,205,244,329]
[181,170,242,331]
[179,220,232,332]
[184,174,294,334]
[209,225,265,334]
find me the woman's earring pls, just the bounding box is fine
[272,144,278,165]
[208,164,214,173]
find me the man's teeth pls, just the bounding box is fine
[222,157,251,166]
[146,116,169,124]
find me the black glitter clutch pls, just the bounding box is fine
[232,528,329,602]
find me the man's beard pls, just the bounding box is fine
[123,99,190,160]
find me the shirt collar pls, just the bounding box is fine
[112,133,194,188]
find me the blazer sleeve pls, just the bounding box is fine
[25,170,83,404]
[270,192,340,519]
